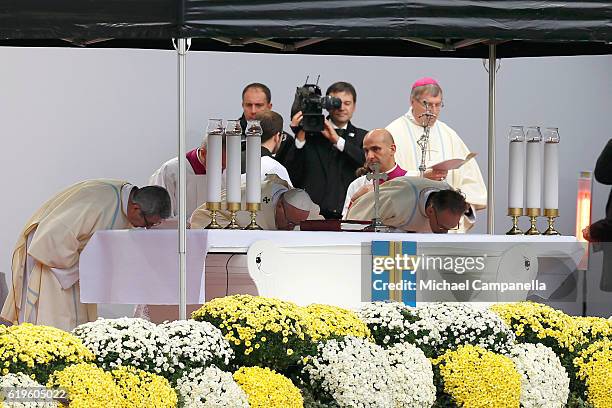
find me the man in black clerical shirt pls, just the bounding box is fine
[284,81,367,219]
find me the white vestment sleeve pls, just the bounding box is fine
[50,264,80,290]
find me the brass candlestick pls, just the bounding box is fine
[506,207,524,235]
[543,208,560,235]
[205,202,223,229]
[525,208,541,235]
[244,202,262,230]
[225,202,242,229]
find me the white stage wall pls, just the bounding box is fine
[0,47,610,313]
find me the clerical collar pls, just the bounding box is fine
[331,122,348,130]
[385,164,398,174]
[121,183,134,217]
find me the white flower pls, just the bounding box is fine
[508,343,569,408]
[302,336,394,407]
[175,366,249,408]
[0,373,58,408]
[385,343,436,408]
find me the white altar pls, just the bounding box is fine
[79,230,583,309]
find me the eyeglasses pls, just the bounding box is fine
[431,208,459,232]
[419,100,444,110]
[141,211,161,229]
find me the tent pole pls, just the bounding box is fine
[487,43,496,234]
[177,38,188,320]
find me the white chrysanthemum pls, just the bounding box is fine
[175,366,249,408]
[302,336,393,408]
[160,320,234,371]
[72,318,170,374]
[508,343,569,408]
[0,373,58,408]
[356,302,436,348]
[385,343,436,408]
[417,303,515,355]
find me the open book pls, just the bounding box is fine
[430,152,478,171]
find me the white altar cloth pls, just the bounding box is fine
[79,230,580,306]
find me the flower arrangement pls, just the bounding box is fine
[233,366,303,408]
[300,336,393,408]
[508,343,569,408]
[385,342,436,408]
[0,323,93,383]
[0,373,58,408]
[175,365,249,408]
[72,318,170,376]
[111,365,177,408]
[573,338,612,408]
[159,320,234,382]
[573,316,612,342]
[46,362,122,408]
[304,304,371,342]
[489,302,586,355]
[192,295,313,371]
[356,302,434,352]
[418,303,515,357]
[433,345,521,408]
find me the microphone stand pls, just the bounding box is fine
[417,101,436,178]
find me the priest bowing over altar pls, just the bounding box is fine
[386,77,487,231]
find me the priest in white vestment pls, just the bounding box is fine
[190,174,322,230]
[346,176,470,233]
[386,77,486,231]
[149,135,227,219]
[0,180,171,331]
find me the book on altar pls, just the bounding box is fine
[300,219,372,232]
[429,152,478,171]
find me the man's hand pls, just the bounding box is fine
[351,184,374,203]
[423,168,448,181]
[291,111,306,142]
[583,226,597,242]
[321,120,340,144]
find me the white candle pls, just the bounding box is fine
[226,133,242,203]
[206,132,223,203]
[543,141,559,209]
[246,133,261,204]
[508,140,525,209]
[525,139,541,209]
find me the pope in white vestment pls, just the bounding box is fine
[386,78,486,231]
[346,176,468,233]
[1,179,170,331]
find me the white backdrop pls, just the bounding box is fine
[0,47,610,313]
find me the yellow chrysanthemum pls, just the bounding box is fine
[304,304,372,342]
[111,366,177,408]
[574,338,612,408]
[47,363,122,408]
[434,345,521,408]
[0,323,93,383]
[233,366,303,408]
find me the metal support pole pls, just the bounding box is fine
[487,44,496,234]
[176,38,188,320]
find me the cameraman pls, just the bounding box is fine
[285,81,367,219]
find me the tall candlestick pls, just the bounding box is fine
[205,123,223,204]
[245,120,262,204]
[525,126,542,210]
[543,128,560,210]
[225,120,242,204]
[508,126,525,209]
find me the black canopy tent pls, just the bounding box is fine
[2,0,610,318]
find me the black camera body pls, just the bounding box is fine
[291,83,341,133]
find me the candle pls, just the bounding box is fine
[225,120,242,204]
[525,127,542,210]
[507,126,525,209]
[245,120,262,204]
[543,128,560,210]
[206,126,223,204]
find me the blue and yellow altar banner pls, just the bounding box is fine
[371,241,417,306]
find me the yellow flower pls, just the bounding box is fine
[434,345,521,408]
[574,339,612,408]
[111,366,177,408]
[233,366,303,408]
[287,349,294,356]
[304,304,372,342]
[47,363,122,408]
